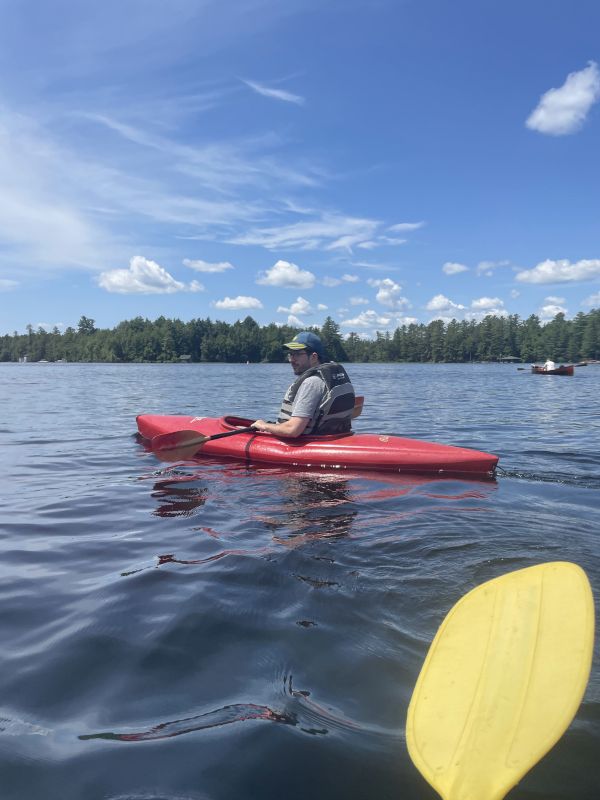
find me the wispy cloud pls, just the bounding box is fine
[98,256,204,294]
[387,221,425,233]
[36,322,66,332]
[232,214,380,252]
[242,79,305,105]
[526,61,600,136]
[443,261,469,275]
[516,258,600,284]
[582,292,600,307]
[476,260,511,276]
[183,258,234,273]
[0,279,19,291]
[321,273,360,287]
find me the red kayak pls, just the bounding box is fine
[137,414,499,477]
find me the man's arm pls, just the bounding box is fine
[253,376,324,438]
[252,416,310,437]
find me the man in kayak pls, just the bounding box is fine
[543,358,556,371]
[252,331,356,437]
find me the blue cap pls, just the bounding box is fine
[283,331,324,359]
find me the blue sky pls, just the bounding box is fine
[1,0,599,337]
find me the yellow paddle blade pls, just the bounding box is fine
[406,561,594,800]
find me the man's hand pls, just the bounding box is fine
[252,417,310,437]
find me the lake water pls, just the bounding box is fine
[1,362,598,800]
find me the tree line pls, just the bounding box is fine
[1,310,599,364]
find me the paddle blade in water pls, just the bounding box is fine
[406,561,594,800]
[151,430,210,461]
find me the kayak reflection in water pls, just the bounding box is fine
[258,473,358,549]
[253,332,356,438]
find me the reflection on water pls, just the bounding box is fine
[80,701,297,742]
[142,463,499,556]
[150,478,208,518]
[79,674,361,743]
[256,474,358,548]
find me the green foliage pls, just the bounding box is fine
[2,309,599,363]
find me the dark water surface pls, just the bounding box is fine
[1,362,598,800]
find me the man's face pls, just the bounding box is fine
[287,349,313,375]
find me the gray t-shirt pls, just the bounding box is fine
[289,375,326,420]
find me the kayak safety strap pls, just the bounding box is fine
[244,433,259,462]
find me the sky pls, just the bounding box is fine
[0,0,599,337]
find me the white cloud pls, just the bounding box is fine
[510,289,520,299]
[425,294,466,312]
[242,79,305,106]
[367,277,410,309]
[213,295,263,310]
[526,61,600,135]
[516,258,600,284]
[471,296,504,310]
[277,296,314,315]
[393,315,419,326]
[183,258,234,273]
[350,296,369,305]
[443,261,469,275]
[357,240,378,249]
[340,310,392,328]
[256,259,315,288]
[387,221,425,232]
[98,256,204,294]
[287,314,304,326]
[539,302,567,322]
[545,295,566,304]
[342,274,359,282]
[317,303,328,311]
[582,292,600,307]
[0,279,19,291]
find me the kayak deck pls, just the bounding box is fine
[137,414,499,477]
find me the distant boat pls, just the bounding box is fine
[531,364,574,376]
[575,361,588,367]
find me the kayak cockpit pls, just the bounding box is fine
[220,415,355,443]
